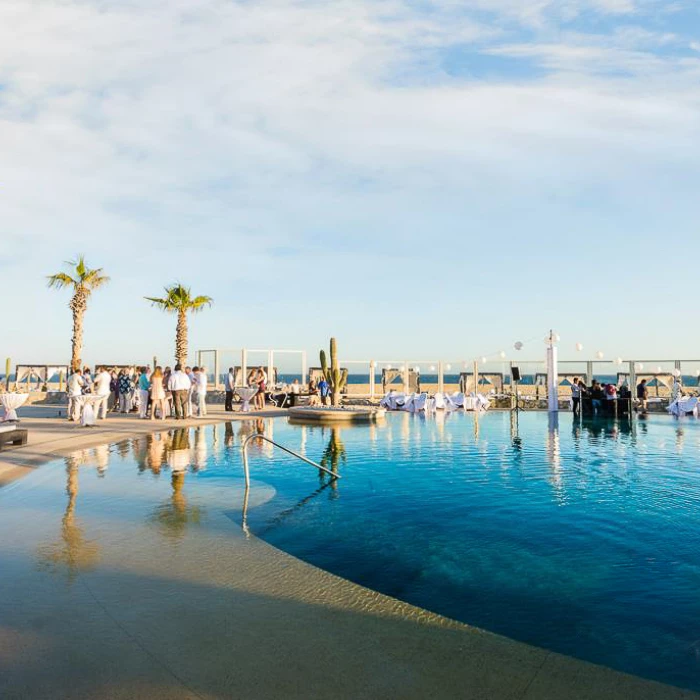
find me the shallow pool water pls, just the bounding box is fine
[2,412,700,691]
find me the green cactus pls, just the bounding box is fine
[320,337,348,406]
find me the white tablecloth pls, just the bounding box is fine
[73,394,105,426]
[236,387,258,412]
[0,393,29,421]
[668,396,698,417]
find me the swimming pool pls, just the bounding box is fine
[1,412,699,692]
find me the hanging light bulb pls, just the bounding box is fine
[673,369,681,378]
[445,364,452,370]
[514,341,523,351]
[575,342,584,352]
[596,351,604,360]
[429,365,436,372]
[399,365,406,372]
[656,366,662,374]
[480,356,487,364]
[636,363,644,371]
[615,357,623,366]
[414,366,420,373]
[499,350,506,359]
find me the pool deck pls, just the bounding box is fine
[0,406,698,700]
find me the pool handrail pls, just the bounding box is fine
[241,433,341,488]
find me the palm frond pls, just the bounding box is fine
[47,273,77,289]
[188,295,214,313]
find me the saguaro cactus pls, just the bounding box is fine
[320,337,348,407]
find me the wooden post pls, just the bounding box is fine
[369,360,375,399]
[473,360,479,396]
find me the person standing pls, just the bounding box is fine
[224,367,235,412]
[637,379,648,412]
[82,367,93,393]
[149,366,167,420]
[168,364,192,419]
[137,367,151,419]
[195,367,208,417]
[163,366,173,418]
[186,366,196,416]
[571,377,582,416]
[93,366,112,419]
[118,370,134,413]
[255,367,267,410]
[67,368,84,421]
[318,376,330,406]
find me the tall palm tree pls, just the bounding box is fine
[47,256,110,371]
[145,283,213,366]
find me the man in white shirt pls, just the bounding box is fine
[195,367,208,417]
[93,366,112,419]
[168,364,192,419]
[224,367,235,412]
[67,369,84,421]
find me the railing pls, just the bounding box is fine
[241,433,340,488]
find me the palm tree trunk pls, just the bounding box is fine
[69,291,86,372]
[176,310,188,366]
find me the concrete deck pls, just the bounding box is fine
[0,406,697,700]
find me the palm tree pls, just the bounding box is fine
[47,256,110,371]
[144,284,213,366]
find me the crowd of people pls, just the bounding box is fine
[66,364,210,422]
[569,375,684,416]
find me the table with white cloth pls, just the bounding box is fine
[462,397,479,411]
[667,396,698,417]
[73,394,106,427]
[236,387,258,412]
[0,393,29,422]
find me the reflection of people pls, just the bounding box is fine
[194,367,208,417]
[672,376,683,402]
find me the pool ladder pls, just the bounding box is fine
[241,433,341,488]
[240,433,340,537]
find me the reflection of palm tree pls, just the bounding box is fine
[36,460,100,583]
[320,428,346,488]
[149,470,204,540]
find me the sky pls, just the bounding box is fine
[1,0,699,370]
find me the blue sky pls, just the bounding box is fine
[1,0,699,368]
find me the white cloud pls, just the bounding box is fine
[1,0,700,360]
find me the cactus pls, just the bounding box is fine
[320,337,348,407]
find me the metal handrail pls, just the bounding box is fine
[241,433,341,488]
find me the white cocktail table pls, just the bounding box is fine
[236,387,258,412]
[0,393,29,422]
[74,394,105,427]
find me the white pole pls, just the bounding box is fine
[268,350,274,387]
[438,361,444,394]
[403,361,410,393]
[301,351,307,386]
[369,360,375,399]
[546,332,559,413]
[214,350,220,390]
[241,348,247,388]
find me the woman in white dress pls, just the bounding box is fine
[149,367,167,420]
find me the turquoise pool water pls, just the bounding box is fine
[1,412,699,691]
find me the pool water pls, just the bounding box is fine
[239,412,700,691]
[1,412,699,691]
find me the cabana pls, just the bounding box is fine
[382,368,419,394]
[14,365,69,391]
[460,372,504,395]
[309,367,348,393]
